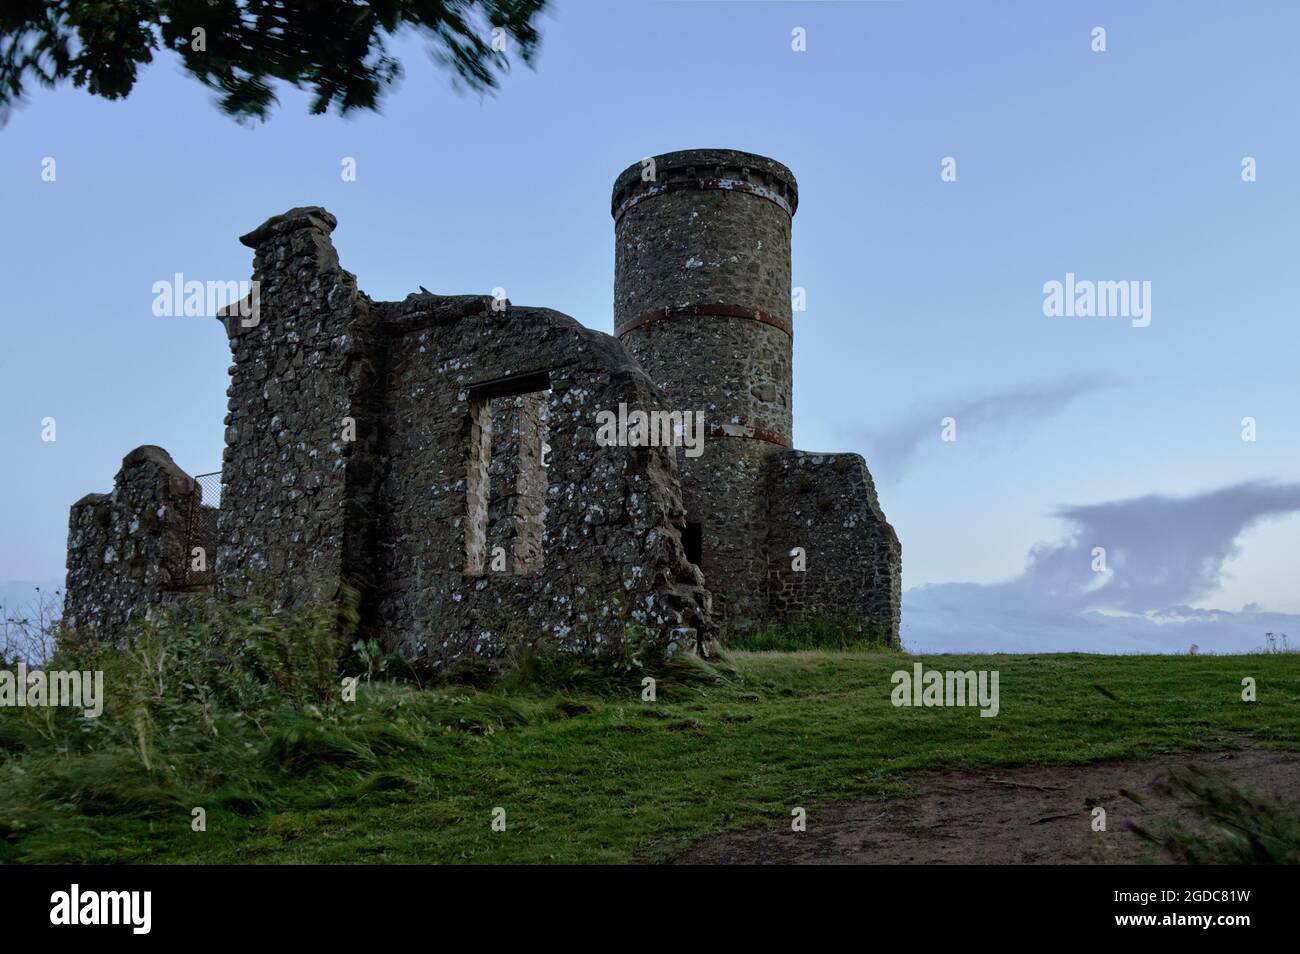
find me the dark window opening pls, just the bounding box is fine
[683,520,703,568]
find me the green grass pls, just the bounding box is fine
[3,635,1298,864]
[723,619,894,652]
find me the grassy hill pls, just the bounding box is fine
[2,609,1297,863]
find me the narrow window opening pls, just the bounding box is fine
[683,520,703,569]
[463,396,493,575]
[464,371,550,576]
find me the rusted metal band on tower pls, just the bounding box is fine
[707,423,792,449]
[613,177,795,223]
[616,302,793,339]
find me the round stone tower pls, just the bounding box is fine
[611,148,798,624]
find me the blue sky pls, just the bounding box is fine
[2,0,1297,652]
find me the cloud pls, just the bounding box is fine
[903,480,1300,654]
[857,375,1114,482]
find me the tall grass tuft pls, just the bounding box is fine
[0,586,362,861]
[1131,766,1300,864]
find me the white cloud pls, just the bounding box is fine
[856,375,1115,483]
[903,480,1300,653]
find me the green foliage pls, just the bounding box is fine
[348,638,387,683]
[498,637,734,698]
[218,590,354,709]
[724,618,896,652]
[0,1,548,123]
[3,622,1300,863]
[1131,766,1300,864]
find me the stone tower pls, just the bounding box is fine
[612,149,799,624]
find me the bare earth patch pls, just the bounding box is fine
[675,746,1300,864]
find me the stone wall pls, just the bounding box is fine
[213,207,382,608]
[765,451,902,637]
[207,209,713,668]
[63,446,200,637]
[373,294,713,669]
[670,440,778,623]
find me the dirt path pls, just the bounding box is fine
[675,747,1300,864]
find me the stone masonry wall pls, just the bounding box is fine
[373,293,714,669]
[765,451,902,637]
[213,207,382,608]
[202,206,714,667]
[670,439,777,623]
[63,445,200,637]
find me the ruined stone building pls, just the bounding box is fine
[64,149,902,666]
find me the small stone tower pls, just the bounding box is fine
[613,149,901,636]
[613,149,798,623]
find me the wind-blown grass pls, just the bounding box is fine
[1,603,1298,864]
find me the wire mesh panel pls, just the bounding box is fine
[194,471,222,510]
[182,471,222,587]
